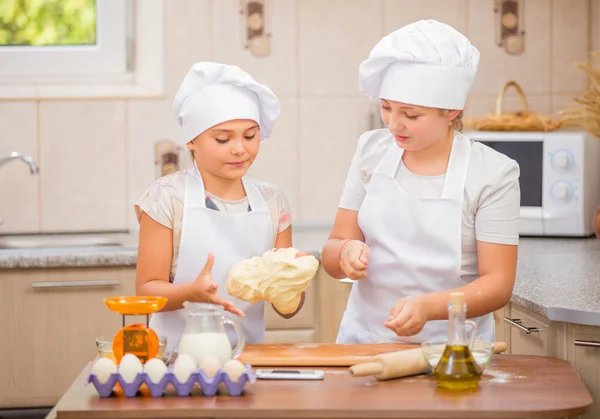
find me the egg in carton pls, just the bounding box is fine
[87,354,256,398]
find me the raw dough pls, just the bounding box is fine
[226,248,319,314]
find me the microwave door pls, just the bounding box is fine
[470,136,545,236]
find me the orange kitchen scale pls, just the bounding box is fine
[103,296,167,365]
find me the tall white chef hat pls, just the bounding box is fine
[358,20,479,110]
[173,62,281,143]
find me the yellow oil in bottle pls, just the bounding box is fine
[433,292,483,390]
[433,344,482,390]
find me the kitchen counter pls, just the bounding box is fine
[2,231,599,326]
[513,237,600,325]
[47,355,591,419]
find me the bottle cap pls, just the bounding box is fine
[449,292,465,305]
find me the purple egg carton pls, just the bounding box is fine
[86,364,256,398]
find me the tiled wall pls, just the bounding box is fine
[0,0,598,234]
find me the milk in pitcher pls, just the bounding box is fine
[178,332,233,365]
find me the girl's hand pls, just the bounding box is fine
[191,253,244,317]
[383,296,430,336]
[339,240,371,280]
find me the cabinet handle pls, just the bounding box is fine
[30,280,121,288]
[503,317,544,334]
[574,340,600,348]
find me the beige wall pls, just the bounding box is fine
[0,0,597,234]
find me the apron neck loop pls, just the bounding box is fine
[187,160,267,211]
[378,131,471,200]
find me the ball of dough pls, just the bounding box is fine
[92,357,117,384]
[226,248,319,314]
[144,358,168,384]
[223,359,246,382]
[199,355,222,378]
[173,353,196,383]
[118,354,143,383]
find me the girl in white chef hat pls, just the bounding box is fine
[322,20,521,344]
[134,62,302,350]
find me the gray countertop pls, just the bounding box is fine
[1,231,599,326]
[512,237,600,326]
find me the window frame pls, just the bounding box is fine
[0,0,164,99]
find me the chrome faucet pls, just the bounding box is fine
[0,152,39,174]
[0,152,39,226]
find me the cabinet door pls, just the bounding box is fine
[505,305,564,358]
[493,304,510,347]
[315,268,352,343]
[0,267,138,408]
[264,279,316,330]
[264,329,316,344]
[566,324,600,419]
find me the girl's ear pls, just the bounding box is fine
[445,109,461,123]
[186,139,196,152]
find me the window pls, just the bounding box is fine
[0,0,163,99]
[0,0,129,80]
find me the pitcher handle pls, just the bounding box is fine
[465,320,478,350]
[223,314,246,359]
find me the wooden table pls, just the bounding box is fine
[47,355,591,419]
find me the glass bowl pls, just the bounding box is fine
[420,340,495,371]
[96,335,167,362]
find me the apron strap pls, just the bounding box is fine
[441,133,471,200]
[186,162,208,208]
[374,132,471,201]
[376,141,404,178]
[242,177,268,211]
[186,161,268,211]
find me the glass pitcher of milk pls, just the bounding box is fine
[177,302,245,365]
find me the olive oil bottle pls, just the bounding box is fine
[433,292,482,390]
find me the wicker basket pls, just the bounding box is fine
[465,81,563,132]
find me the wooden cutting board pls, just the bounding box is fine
[237,343,418,367]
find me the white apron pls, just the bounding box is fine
[149,166,273,352]
[337,133,495,344]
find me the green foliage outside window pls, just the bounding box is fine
[0,0,96,46]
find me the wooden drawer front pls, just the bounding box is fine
[505,306,557,357]
[0,268,137,408]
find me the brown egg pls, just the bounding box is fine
[223,359,246,382]
[199,355,222,378]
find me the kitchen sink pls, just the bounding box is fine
[0,235,122,249]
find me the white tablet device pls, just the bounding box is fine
[256,369,325,380]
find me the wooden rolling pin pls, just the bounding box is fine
[349,341,507,381]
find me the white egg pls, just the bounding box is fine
[199,355,222,378]
[143,358,168,384]
[223,359,246,382]
[118,354,143,383]
[91,357,117,384]
[173,353,196,383]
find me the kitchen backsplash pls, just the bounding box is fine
[0,0,598,234]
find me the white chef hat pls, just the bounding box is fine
[358,20,479,110]
[173,62,281,143]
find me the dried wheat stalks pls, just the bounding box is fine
[560,52,600,138]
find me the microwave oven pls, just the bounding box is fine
[465,129,600,237]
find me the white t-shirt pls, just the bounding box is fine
[135,169,292,282]
[339,129,520,283]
